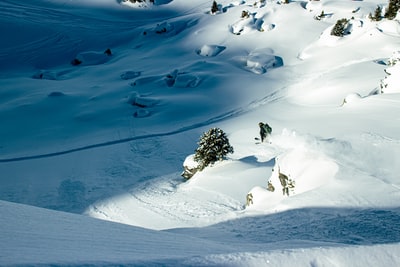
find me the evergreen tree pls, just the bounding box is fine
[384,0,400,19]
[211,1,219,14]
[331,18,349,37]
[369,6,383,21]
[194,128,234,170]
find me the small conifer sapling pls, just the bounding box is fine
[211,1,219,14]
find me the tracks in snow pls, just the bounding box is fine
[0,90,283,163]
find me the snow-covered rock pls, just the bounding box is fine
[181,154,200,179]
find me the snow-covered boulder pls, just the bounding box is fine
[246,53,278,74]
[181,154,200,179]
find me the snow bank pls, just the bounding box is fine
[247,129,339,211]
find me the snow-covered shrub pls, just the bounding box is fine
[387,50,400,66]
[330,18,350,37]
[380,51,400,93]
[194,128,234,170]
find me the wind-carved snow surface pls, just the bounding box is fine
[1,0,400,266]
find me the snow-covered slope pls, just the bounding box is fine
[1,0,399,265]
[2,200,400,266]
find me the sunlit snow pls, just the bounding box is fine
[1,0,399,266]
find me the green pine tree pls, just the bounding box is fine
[371,6,383,21]
[384,0,400,19]
[331,18,349,37]
[194,128,234,170]
[211,1,219,14]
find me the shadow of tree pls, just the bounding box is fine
[239,156,275,168]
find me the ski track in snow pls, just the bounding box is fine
[0,90,283,163]
[130,177,241,225]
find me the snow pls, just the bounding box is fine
[1,0,400,265]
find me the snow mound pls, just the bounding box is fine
[32,69,75,80]
[165,70,200,88]
[246,129,339,212]
[246,53,282,74]
[32,70,60,80]
[233,50,283,74]
[343,93,362,105]
[142,18,197,38]
[127,92,159,108]
[133,109,151,118]
[196,45,226,57]
[174,73,200,88]
[183,154,199,169]
[48,91,66,97]
[230,13,265,35]
[71,49,112,66]
[120,0,173,8]
[120,71,141,80]
[130,75,164,87]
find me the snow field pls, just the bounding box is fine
[1,0,400,265]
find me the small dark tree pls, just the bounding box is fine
[331,18,349,37]
[194,127,234,170]
[384,0,400,19]
[315,10,326,20]
[211,1,219,14]
[369,6,383,21]
[241,10,250,18]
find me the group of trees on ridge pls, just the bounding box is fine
[370,0,400,21]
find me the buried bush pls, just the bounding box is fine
[194,127,234,170]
